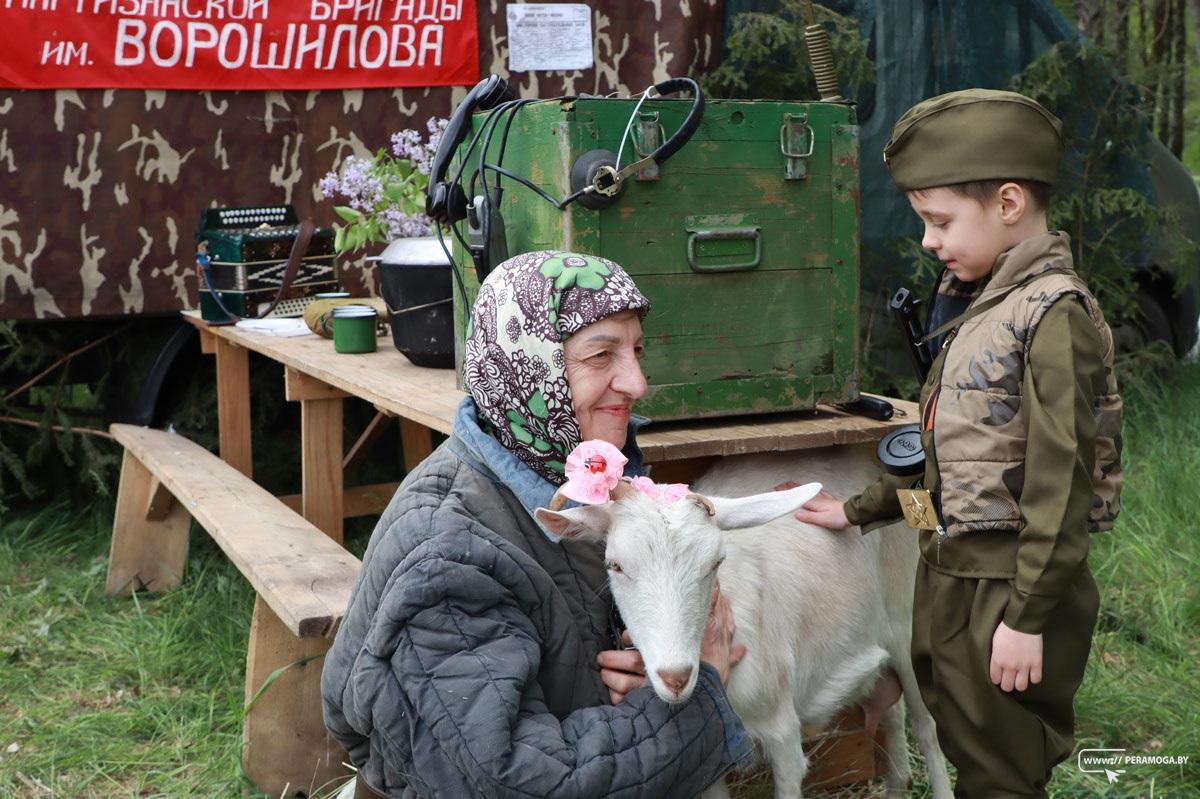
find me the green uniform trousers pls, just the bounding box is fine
[911,559,1100,798]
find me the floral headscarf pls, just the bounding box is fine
[463,251,650,484]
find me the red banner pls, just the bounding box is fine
[0,0,479,89]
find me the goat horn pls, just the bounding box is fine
[687,492,716,517]
[548,489,569,511]
[610,480,635,501]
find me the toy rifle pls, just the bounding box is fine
[889,287,933,382]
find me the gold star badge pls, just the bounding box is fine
[897,488,940,530]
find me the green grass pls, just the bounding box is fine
[0,507,255,797]
[3,362,1199,797]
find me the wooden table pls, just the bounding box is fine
[182,311,918,787]
[183,311,916,539]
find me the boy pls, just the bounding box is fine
[797,89,1123,796]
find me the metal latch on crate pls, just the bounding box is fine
[634,112,663,181]
[780,113,815,180]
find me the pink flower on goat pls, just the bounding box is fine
[562,440,628,504]
[629,476,658,497]
[661,483,690,503]
[629,475,690,503]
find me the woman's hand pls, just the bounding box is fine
[791,488,851,531]
[990,621,1043,692]
[596,632,646,705]
[700,578,747,685]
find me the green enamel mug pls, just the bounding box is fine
[333,305,379,354]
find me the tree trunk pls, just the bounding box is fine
[1188,0,1200,68]
[1169,0,1185,157]
[1150,0,1172,144]
[1076,0,1107,46]
[1112,0,1132,70]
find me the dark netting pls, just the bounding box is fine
[720,0,1160,374]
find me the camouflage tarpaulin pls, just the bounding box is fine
[0,1,724,320]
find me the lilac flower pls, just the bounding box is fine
[321,116,447,252]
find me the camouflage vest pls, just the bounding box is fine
[932,231,1123,536]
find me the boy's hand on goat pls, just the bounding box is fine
[597,632,647,704]
[989,621,1043,692]
[786,487,851,530]
[701,578,747,685]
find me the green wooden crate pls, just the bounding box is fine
[450,97,860,421]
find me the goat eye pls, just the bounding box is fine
[604,560,623,574]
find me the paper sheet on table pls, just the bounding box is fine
[506,4,593,72]
[235,319,313,337]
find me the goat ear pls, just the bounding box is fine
[534,504,613,541]
[703,482,822,531]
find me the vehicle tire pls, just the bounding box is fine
[1112,289,1173,357]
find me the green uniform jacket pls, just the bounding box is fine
[846,296,1105,635]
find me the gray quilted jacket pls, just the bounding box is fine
[321,399,751,798]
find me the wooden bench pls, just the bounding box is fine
[105,423,361,797]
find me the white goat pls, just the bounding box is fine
[537,444,953,798]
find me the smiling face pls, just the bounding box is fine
[563,310,648,449]
[907,186,1014,283]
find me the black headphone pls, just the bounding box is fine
[640,77,706,166]
[424,75,705,286]
[425,75,517,225]
[569,77,706,209]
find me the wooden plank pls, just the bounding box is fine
[214,336,252,477]
[198,325,217,355]
[109,424,360,638]
[143,477,175,521]
[242,596,349,797]
[302,397,344,543]
[799,706,879,786]
[636,397,919,462]
[342,411,394,472]
[181,313,918,462]
[183,312,461,435]
[106,450,191,594]
[285,366,350,401]
[400,417,434,472]
[802,729,877,787]
[280,481,400,519]
[644,456,719,485]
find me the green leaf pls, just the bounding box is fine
[346,225,366,253]
[510,422,533,444]
[576,271,605,290]
[334,225,346,253]
[384,182,405,205]
[334,206,361,223]
[528,390,548,419]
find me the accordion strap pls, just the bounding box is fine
[199,219,314,322]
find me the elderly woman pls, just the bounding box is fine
[322,251,751,798]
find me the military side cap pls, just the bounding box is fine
[883,88,1063,191]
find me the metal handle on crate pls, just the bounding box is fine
[686,227,762,273]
